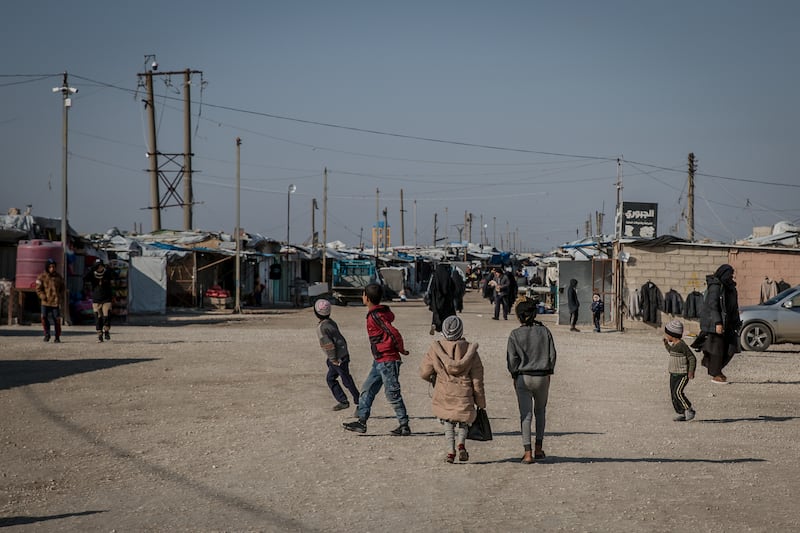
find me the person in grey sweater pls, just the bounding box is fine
[507,298,557,464]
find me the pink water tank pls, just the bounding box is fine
[15,240,63,289]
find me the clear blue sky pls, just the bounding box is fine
[2,0,798,251]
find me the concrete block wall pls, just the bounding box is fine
[729,249,800,305]
[621,244,728,334]
[620,243,800,334]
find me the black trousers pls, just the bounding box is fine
[326,358,360,405]
[669,373,692,414]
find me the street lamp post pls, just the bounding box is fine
[286,184,296,305]
[286,184,296,244]
[234,137,242,314]
[52,72,77,325]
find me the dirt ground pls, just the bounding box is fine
[1,291,799,532]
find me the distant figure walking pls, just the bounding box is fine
[695,264,741,384]
[491,267,511,320]
[451,266,466,314]
[313,299,360,412]
[84,259,116,343]
[427,263,457,335]
[590,292,604,333]
[567,278,580,331]
[419,315,486,464]
[36,258,65,343]
[663,320,696,421]
[507,298,557,464]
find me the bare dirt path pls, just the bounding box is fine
[2,292,799,532]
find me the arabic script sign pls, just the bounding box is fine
[622,202,658,238]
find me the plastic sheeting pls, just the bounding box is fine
[129,256,167,314]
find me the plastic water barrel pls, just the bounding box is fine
[15,240,63,289]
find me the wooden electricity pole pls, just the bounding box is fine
[688,152,696,241]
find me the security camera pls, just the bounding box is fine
[151,61,158,71]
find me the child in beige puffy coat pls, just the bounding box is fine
[420,315,486,463]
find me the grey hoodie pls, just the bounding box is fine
[507,323,557,378]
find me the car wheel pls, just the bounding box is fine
[740,322,772,351]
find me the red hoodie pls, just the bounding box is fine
[366,304,406,363]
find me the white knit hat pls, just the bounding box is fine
[314,299,332,317]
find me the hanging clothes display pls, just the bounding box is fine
[684,290,703,319]
[625,286,641,319]
[663,289,684,316]
[640,281,663,324]
[760,277,778,303]
[776,279,790,293]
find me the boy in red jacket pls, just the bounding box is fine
[343,283,411,436]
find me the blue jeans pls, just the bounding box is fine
[356,360,408,426]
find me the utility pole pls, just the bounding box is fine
[53,71,76,326]
[382,207,389,250]
[323,167,328,285]
[311,198,318,246]
[399,189,406,246]
[138,57,203,231]
[143,68,160,231]
[234,137,241,314]
[616,158,623,238]
[433,213,438,245]
[413,199,418,248]
[493,216,496,248]
[688,152,696,241]
[375,188,379,264]
[183,69,193,230]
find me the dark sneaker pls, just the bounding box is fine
[43,334,51,342]
[332,402,350,411]
[389,424,411,436]
[673,413,686,422]
[343,420,367,433]
[446,453,456,464]
[53,337,61,344]
[458,445,469,462]
[685,409,696,421]
[104,331,111,341]
[97,333,104,343]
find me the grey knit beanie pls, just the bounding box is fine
[441,315,464,341]
[665,319,684,338]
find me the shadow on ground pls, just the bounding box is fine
[0,510,106,528]
[0,358,157,390]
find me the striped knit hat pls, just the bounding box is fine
[665,319,684,338]
[441,315,464,341]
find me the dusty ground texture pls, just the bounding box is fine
[1,292,799,532]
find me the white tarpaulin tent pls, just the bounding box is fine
[129,256,167,314]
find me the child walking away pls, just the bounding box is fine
[314,299,360,412]
[343,283,411,436]
[664,320,696,421]
[507,298,557,464]
[419,315,486,464]
[590,293,604,333]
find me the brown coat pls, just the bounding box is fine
[419,339,486,424]
[36,270,65,308]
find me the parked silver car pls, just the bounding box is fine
[739,285,800,351]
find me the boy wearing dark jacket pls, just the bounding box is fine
[314,299,360,412]
[344,283,411,436]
